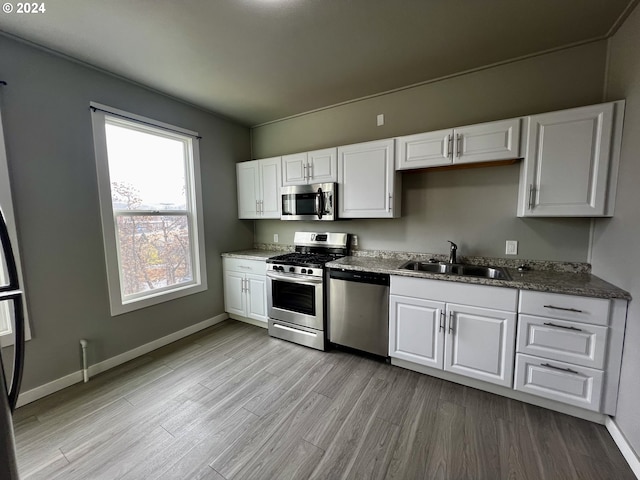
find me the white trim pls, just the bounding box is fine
[89,102,199,137]
[90,104,208,315]
[16,313,228,408]
[606,417,640,479]
[0,100,32,346]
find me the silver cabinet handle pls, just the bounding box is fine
[241,278,245,292]
[447,134,453,159]
[307,161,313,180]
[543,305,584,313]
[543,322,583,332]
[528,184,535,210]
[303,164,308,180]
[388,193,392,211]
[256,200,259,214]
[238,266,251,270]
[456,133,462,158]
[448,311,454,334]
[541,363,579,375]
[439,311,445,332]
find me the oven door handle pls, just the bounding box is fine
[315,188,324,220]
[267,271,323,285]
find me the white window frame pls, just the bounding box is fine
[90,102,207,316]
[0,104,32,346]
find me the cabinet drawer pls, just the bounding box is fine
[517,315,608,369]
[514,354,603,411]
[223,257,266,274]
[519,291,610,326]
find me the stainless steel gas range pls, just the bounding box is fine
[266,232,350,350]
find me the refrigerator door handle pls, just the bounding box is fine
[0,209,25,412]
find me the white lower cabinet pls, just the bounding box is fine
[513,290,615,412]
[389,277,517,388]
[223,258,268,325]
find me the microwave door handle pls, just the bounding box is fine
[315,188,324,219]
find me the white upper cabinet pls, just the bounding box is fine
[395,129,452,169]
[282,148,337,186]
[281,152,307,186]
[454,118,521,164]
[237,157,282,219]
[517,101,625,217]
[338,139,400,218]
[396,118,521,170]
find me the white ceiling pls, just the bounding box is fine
[0,0,637,126]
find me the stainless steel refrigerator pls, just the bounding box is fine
[0,207,25,479]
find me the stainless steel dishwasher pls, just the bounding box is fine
[328,269,390,357]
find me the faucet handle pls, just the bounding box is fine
[447,240,458,249]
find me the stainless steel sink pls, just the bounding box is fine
[399,261,511,280]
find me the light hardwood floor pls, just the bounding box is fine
[13,320,635,479]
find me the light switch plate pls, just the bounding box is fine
[505,240,518,255]
[376,114,384,126]
[274,234,279,243]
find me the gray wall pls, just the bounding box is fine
[0,35,253,391]
[592,3,640,458]
[251,42,608,260]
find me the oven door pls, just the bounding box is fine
[267,271,324,330]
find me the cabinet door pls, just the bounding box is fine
[259,157,282,218]
[389,295,445,369]
[338,139,399,218]
[246,273,268,324]
[444,304,516,387]
[395,129,452,170]
[454,118,521,164]
[518,103,614,216]
[236,161,260,219]
[282,152,308,186]
[223,271,246,317]
[308,148,338,183]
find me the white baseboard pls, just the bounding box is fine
[16,370,84,408]
[606,417,640,479]
[16,313,228,408]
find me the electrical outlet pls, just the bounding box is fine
[352,235,358,247]
[376,114,384,126]
[273,234,279,243]
[505,240,518,255]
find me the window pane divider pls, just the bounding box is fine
[113,210,189,217]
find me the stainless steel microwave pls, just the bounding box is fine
[281,183,336,221]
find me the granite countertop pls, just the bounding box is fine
[221,249,280,261]
[326,256,631,300]
[221,247,630,300]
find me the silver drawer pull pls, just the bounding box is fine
[541,363,579,375]
[543,322,583,332]
[543,305,584,313]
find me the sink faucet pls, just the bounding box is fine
[447,240,458,264]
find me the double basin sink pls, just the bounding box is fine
[400,260,512,280]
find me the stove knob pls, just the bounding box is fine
[272,265,278,271]
[277,266,284,272]
[301,268,307,274]
[307,269,313,275]
[289,267,295,273]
